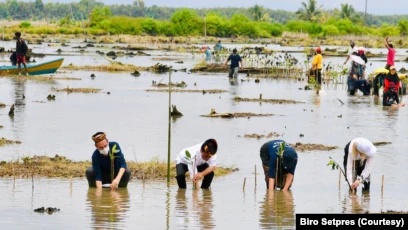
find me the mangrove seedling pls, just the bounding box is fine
[184,150,197,189]
[327,157,353,193]
[275,141,285,190]
[109,144,120,183]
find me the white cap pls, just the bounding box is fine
[356,139,376,157]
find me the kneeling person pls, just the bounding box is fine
[86,132,131,189]
[260,140,298,191]
[175,139,218,189]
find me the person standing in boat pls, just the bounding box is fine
[14,32,29,76]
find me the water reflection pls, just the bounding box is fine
[175,189,215,230]
[341,193,371,213]
[259,191,295,229]
[86,188,130,229]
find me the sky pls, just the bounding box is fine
[40,0,407,16]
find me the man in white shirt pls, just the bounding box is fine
[175,139,218,189]
[343,40,356,65]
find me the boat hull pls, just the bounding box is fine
[0,58,64,76]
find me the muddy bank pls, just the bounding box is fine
[239,132,281,139]
[190,63,302,76]
[0,155,236,180]
[52,87,101,94]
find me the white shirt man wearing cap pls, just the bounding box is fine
[343,137,376,193]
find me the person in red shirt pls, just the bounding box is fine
[384,37,396,70]
[382,66,404,107]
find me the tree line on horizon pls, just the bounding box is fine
[3,0,408,38]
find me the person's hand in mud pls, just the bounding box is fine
[351,179,360,190]
[110,179,119,190]
[193,172,203,183]
[96,188,102,197]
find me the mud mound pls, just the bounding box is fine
[291,142,337,152]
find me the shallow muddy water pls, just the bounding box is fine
[1,40,408,229]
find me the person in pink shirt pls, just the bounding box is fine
[385,37,396,70]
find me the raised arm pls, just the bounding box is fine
[385,37,391,49]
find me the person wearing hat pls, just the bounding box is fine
[224,48,243,78]
[383,66,404,106]
[311,47,323,85]
[385,37,396,70]
[343,138,376,193]
[343,40,356,65]
[86,132,131,189]
[175,139,218,189]
[14,31,29,75]
[260,140,298,191]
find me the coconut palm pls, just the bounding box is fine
[339,3,361,23]
[249,4,270,21]
[296,0,323,22]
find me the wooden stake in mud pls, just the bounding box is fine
[338,170,341,191]
[254,164,257,188]
[243,177,246,191]
[381,175,384,197]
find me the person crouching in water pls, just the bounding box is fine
[383,66,405,107]
[175,139,218,189]
[260,140,298,191]
[343,137,376,194]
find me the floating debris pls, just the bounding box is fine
[241,132,281,139]
[291,142,337,152]
[201,108,276,118]
[34,207,60,214]
[52,87,101,94]
[170,105,183,117]
[372,141,392,146]
[233,96,305,104]
[152,81,187,88]
[0,137,22,146]
[8,104,14,116]
[0,102,6,107]
[47,94,56,100]
[146,89,227,94]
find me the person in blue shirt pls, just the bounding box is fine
[214,40,222,53]
[86,132,131,189]
[260,140,298,191]
[224,48,243,78]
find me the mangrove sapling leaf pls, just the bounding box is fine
[110,144,120,183]
[327,157,353,193]
[184,150,197,189]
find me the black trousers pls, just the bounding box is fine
[343,142,370,191]
[176,163,214,189]
[85,166,131,188]
[314,69,322,85]
[383,90,399,106]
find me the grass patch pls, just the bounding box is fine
[52,87,101,93]
[239,132,281,139]
[0,155,237,179]
[0,137,22,146]
[0,75,81,82]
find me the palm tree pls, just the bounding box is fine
[340,4,355,20]
[296,0,322,22]
[339,3,361,23]
[249,4,270,21]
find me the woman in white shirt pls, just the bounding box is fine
[343,137,376,193]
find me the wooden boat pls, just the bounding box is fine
[0,58,64,76]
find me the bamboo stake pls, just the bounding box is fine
[243,177,246,191]
[381,175,384,197]
[254,164,257,188]
[338,170,341,191]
